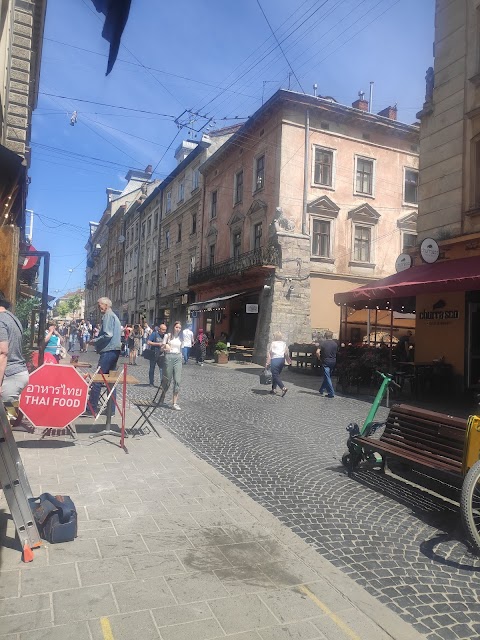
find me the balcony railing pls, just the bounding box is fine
[188,245,279,286]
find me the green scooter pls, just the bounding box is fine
[342,371,401,475]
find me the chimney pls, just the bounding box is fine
[377,105,398,121]
[352,92,369,111]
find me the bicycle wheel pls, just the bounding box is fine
[460,460,480,553]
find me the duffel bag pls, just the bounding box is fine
[30,493,77,544]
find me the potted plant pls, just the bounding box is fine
[214,341,229,364]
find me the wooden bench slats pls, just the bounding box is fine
[390,404,466,430]
[355,436,462,473]
[382,424,465,458]
[380,432,464,462]
[352,402,467,477]
[386,413,466,440]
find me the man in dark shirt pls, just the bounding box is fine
[147,323,167,386]
[316,330,338,398]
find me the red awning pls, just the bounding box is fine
[334,256,480,308]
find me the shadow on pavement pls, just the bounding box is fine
[328,461,480,568]
[420,533,480,572]
[251,389,273,395]
[17,440,75,449]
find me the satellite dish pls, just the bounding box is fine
[118,235,125,244]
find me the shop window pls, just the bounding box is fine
[312,219,331,257]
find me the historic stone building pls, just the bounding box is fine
[193,89,419,362]
[0,0,46,302]
[85,167,156,323]
[136,188,161,326]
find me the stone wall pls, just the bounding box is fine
[254,231,311,364]
[3,0,44,160]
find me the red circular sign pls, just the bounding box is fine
[19,364,89,428]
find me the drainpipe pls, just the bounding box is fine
[302,109,310,235]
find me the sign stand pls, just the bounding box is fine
[0,402,41,562]
[88,364,128,453]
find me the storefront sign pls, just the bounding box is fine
[246,304,258,314]
[420,238,439,264]
[418,299,459,325]
[395,253,412,273]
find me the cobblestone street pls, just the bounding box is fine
[127,357,480,640]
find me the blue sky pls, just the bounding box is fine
[28,0,435,298]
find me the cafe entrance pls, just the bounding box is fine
[467,294,480,389]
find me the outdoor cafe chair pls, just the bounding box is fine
[129,385,163,438]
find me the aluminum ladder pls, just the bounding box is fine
[0,401,41,561]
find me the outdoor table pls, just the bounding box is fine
[88,372,139,441]
[397,361,453,398]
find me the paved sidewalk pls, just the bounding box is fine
[0,384,424,640]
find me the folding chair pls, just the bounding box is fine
[129,385,163,437]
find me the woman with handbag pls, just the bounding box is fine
[129,324,143,365]
[159,321,184,410]
[266,331,291,397]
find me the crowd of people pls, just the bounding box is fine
[0,290,340,419]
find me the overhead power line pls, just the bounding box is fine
[39,93,177,118]
[255,0,305,94]
[44,37,260,101]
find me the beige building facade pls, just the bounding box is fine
[194,90,418,360]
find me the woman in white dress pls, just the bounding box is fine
[159,321,184,410]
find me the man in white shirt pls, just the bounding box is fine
[182,324,194,364]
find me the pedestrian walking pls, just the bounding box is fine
[159,320,184,410]
[142,321,151,353]
[182,324,194,364]
[45,324,62,363]
[0,290,29,403]
[266,331,290,397]
[147,323,166,385]
[124,324,132,358]
[87,297,122,416]
[68,322,77,352]
[195,328,207,365]
[82,322,91,352]
[129,323,142,365]
[316,330,338,398]
[77,321,85,353]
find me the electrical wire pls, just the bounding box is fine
[39,92,177,118]
[255,0,305,94]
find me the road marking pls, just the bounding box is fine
[298,585,361,640]
[100,617,114,640]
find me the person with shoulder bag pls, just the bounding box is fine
[146,323,167,386]
[266,331,290,397]
[159,321,184,410]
